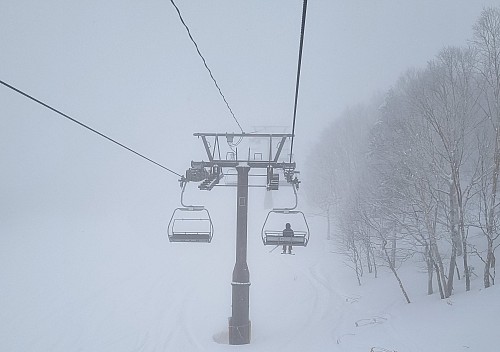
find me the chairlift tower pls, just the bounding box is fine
[179,132,296,345]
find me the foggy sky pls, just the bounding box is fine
[1,0,499,223]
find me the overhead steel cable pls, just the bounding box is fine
[0,79,183,178]
[289,0,308,163]
[169,0,244,133]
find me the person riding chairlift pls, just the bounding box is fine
[282,223,294,254]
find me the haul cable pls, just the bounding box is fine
[169,0,244,133]
[0,79,183,178]
[289,0,308,163]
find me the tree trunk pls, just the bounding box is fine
[426,245,434,295]
[454,168,470,291]
[427,260,434,295]
[391,237,397,268]
[461,231,470,291]
[366,241,373,274]
[446,245,457,298]
[485,132,500,288]
[484,238,493,288]
[434,261,445,299]
[371,246,378,279]
[383,240,411,303]
[427,206,447,296]
[446,182,459,297]
[352,244,362,286]
[358,248,364,277]
[429,227,447,296]
[492,254,496,285]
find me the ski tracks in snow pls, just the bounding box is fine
[131,271,207,352]
[328,277,419,352]
[275,239,415,352]
[262,242,348,351]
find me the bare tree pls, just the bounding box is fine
[371,73,450,298]
[306,101,380,283]
[305,6,500,300]
[404,47,482,293]
[472,6,500,288]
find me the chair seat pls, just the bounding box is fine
[263,231,307,246]
[169,232,211,243]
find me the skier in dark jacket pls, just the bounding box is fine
[282,223,294,254]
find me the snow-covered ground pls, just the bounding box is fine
[1,199,499,352]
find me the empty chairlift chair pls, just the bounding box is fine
[167,182,214,243]
[168,206,214,243]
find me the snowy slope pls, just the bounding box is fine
[1,204,499,352]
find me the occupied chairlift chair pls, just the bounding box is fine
[261,180,310,247]
[168,181,214,243]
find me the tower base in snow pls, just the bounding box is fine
[228,318,251,345]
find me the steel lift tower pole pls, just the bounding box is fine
[229,165,251,344]
[189,133,296,345]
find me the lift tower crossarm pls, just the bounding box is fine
[191,161,295,169]
[193,132,294,167]
[194,132,293,137]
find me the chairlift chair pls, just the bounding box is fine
[168,206,214,243]
[261,183,310,247]
[167,182,214,243]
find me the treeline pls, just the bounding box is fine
[306,7,500,301]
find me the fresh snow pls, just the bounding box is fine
[1,207,499,352]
